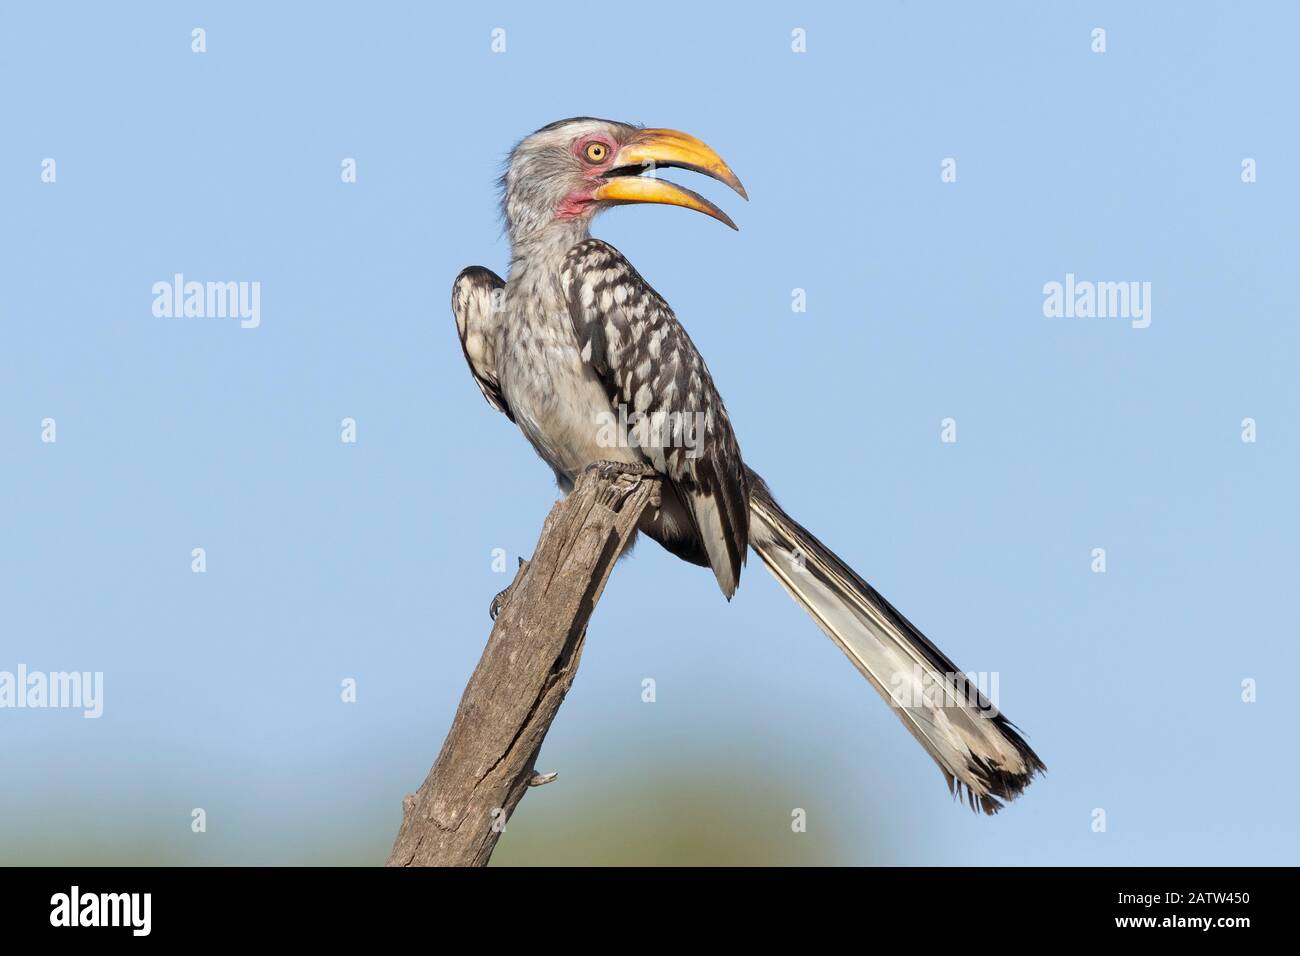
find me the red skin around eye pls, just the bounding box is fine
[555,136,618,219]
[572,135,617,172]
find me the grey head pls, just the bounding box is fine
[498,116,748,251]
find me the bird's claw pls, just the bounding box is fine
[585,459,657,481]
[584,460,661,509]
[489,557,528,620]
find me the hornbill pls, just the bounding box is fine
[453,117,1044,813]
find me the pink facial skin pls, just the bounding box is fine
[555,191,596,220]
[554,135,619,220]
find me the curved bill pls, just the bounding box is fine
[594,127,746,229]
[615,128,748,200]
[593,175,738,230]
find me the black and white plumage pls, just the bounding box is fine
[562,240,750,595]
[452,266,511,421]
[452,117,1044,812]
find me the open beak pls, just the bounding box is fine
[593,128,747,230]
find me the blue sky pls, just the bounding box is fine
[2,1,1296,865]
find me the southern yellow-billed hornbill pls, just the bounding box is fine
[453,117,1044,813]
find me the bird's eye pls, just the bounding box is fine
[583,142,609,164]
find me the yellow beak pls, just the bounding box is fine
[593,128,747,230]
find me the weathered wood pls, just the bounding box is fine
[385,468,659,867]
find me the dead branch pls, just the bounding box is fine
[385,467,659,867]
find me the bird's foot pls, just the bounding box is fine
[489,557,529,621]
[584,459,657,481]
[584,460,661,508]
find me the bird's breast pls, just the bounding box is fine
[497,300,640,484]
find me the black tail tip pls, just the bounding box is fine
[947,750,1047,815]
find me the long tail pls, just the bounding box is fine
[746,469,1044,813]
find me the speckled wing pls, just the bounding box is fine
[560,239,749,597]
[452,266,513,422]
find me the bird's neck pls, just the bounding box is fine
[508,218,591,278]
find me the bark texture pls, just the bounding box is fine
[386,468,658,866]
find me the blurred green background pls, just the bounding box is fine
[0,746,888,866]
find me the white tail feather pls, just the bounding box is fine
[746,472,1044,813]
